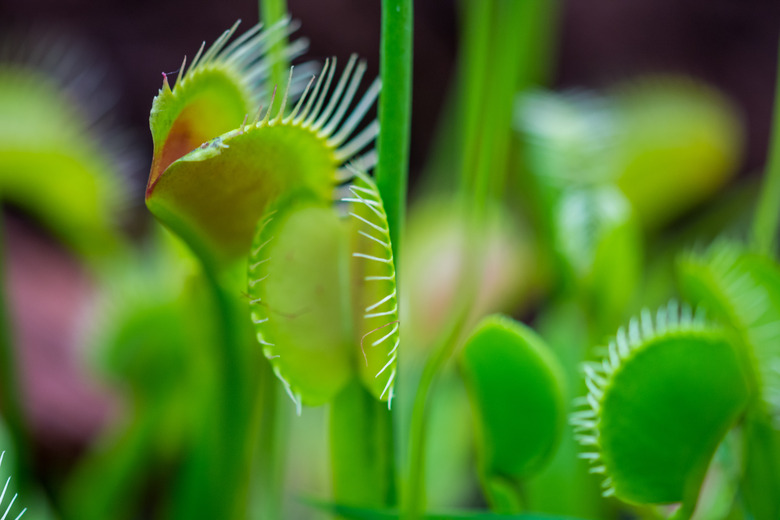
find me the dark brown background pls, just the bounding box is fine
[3,0,780,193]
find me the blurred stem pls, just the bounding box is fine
[403,297,472,519]
[249,358,286,520]
[260,0,290,115]
[741,406,780,520]
[0,213,30,486]
[377,0,413,265]
[460,0,558,216]
[170,269,250,519]
[330,379,396,513]
[457,0,491,205]
[753,38,780,257]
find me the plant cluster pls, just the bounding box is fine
[1,1,779,520]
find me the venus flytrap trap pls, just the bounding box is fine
[0,42,130,260]
[572,301,751,518]
[246,170,399,412]
[459,315,565,514]
[677,241,780,519]
[0,37,135,519]
[611,79,742,230]
[146,18,397,405]
[144,14,400,518]
[147,20,381,274]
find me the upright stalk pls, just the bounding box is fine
[260,0,290,115]
[753,38,780,257]
[170,268,250,520]
[330,380,396,510]
[403,1,558,517]
[403,300,472,519]
[377,0,413,264]
[457,0,492,207]
[324,2,413,513]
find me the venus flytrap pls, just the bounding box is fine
[612,79,742,230]
[573,302,751,518]
[147,19,398,403]
[6,3,778,519]
[246,172,400,410]
[677,241,780,519]
[147,20,380,273]
[0,39,132,506]
[145,16,401,516]
[0,49,129,260]
[459,315,566,514]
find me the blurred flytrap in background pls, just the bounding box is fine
[1,1,780,519]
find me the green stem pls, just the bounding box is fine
[330,379,396,512]
[377,1,412,514]
[248,358,286,520]
[171,269,250,520]
[403,301,471,519]
[741,406,780,520]
[752,37,780,257]
[462,0,557,216]
[377,0,413,265]
[208,271,251,518]
[260,0,290,115]
[457,0,492,203]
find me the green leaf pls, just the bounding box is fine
[573,301,750,507]
[460,315,566,512]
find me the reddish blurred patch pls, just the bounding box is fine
[3,212,119,463]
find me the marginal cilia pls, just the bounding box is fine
[154,19,399,412]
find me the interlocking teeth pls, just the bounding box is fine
[573,301,712,497]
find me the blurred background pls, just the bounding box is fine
[1,0,780,516]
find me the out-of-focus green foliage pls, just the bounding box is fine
[0,65,126,258]
[613,80,742,229]
[553,186,642,329]
[517,78,742,231]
